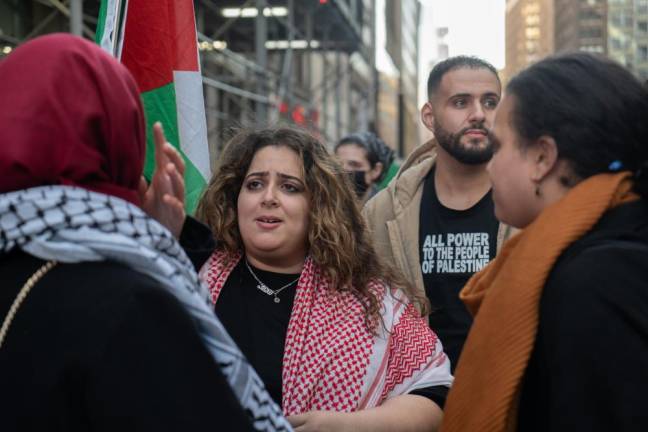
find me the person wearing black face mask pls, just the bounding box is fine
[335,132,391,203]
[347,169,371,199]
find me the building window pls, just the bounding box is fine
[580,27,602,38]
[579,9,601,20]
[526,40,539,52]
[611,38,622,50]
[580,45,604,53]
[611,13,622,27]
[525,27,540,39]
[639,45,648,61]
[639,22,648,33]
[526,14,540,26]
[523,3,540,14]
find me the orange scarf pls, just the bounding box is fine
[441,172,637,432]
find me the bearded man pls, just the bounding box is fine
[363,56,514,372]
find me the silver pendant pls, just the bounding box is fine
[274,296,280,303]
[257,283,274,296]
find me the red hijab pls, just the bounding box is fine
[0,34,145,205]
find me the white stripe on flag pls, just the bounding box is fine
[173,70,211,181]
[98,0,124,57]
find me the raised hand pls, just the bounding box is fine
[139,122,186,238]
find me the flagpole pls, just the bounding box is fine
[70,0,82,36]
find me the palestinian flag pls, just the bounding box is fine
[96,0,210,213]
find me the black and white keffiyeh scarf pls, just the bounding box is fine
[0,186,291,432]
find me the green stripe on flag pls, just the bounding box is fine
[141,83,207,214]
[95,0,108,44]
[96,0,209,215]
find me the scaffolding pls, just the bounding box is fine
[0,0,378,154]
[196,0,377,153]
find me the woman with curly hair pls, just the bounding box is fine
[194,127,453,431]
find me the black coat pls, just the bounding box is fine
[518,199,648,431]
[0,249,253,432]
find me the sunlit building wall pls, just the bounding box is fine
[376,72,399,153]
[552,0,647,81]
[504,0,554,79]
[608,0,648,80]
[555,0,607,55]
[637,0,648,80]
[385,0,421,158]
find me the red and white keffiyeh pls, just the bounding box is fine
[201,250,453,415]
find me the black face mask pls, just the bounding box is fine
[347,170,369,198]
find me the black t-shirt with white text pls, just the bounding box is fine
[419,167,499,371]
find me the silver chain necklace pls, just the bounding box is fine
[244,259,300,303]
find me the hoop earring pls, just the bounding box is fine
[535,184,542,197]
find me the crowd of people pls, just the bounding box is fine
[1,32,648,432]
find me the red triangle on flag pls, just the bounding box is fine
[121,0,199,93]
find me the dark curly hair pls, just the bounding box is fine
[196,127,426,329]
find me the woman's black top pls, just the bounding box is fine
[215,259,299,406]
[181,216,449,409]
[0,249,252,432]
[517,200,648,431]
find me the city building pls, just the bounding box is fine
[435,27,449,62]
[505,0,648,82]
[197,0,377,151]
[384,0,422,157]
[554,0,607,55]
[607,0,648,80]
[504,0,554,80]
[553,0,648,81]
[418,26,450,145]
[376,71,399,152]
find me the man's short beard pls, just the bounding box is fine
[434,123,493,165]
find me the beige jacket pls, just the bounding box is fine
[362,139,515,301]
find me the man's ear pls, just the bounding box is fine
[421,101,435,133]
[368,162,384,182]
[529,135,559,182]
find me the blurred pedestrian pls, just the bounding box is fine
[363,56,514,371]
[443,53,648,431]
[335,131,394,203]
[0,34,288,432]
[196,127,453,431]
